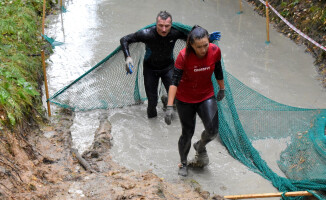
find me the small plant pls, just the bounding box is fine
[289,0,300,7]
[280,1,287,8]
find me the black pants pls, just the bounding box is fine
[143,64,174,109]
[176,96,219,164]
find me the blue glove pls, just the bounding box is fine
[125,57,134,75]
[209,31,221,42]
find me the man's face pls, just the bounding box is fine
[156,16,172,37]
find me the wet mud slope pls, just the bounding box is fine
[1,109,225,199]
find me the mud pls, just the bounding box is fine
[0,109,225,199]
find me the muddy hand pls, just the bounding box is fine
[164,106,174,125]
[216,89,225,101]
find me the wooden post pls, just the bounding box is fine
[237,0,243,14]
[265,0,270,44]
[42,0,46,35]
[41,51,51,117]
[41,0,51,116]
[239,0,243,13]
[224,191,313,199]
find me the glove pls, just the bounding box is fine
[216,89,225,101]
[164,106,174,125]
[209,31,221,42]
[125,57,134,74]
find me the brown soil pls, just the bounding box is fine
[0,109,225,200]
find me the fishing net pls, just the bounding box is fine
[48,22,326,199]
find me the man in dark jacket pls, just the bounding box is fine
[120,11,187,118]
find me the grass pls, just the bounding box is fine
[0,0,56,128]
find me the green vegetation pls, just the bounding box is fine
[248,0,326,86]
[0,0,325,129]
[0,0,56,128]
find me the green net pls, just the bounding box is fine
[42,34,64,48]
[48,22,326,199]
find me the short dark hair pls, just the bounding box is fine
[156,11,172,23]
[186,25,209,55]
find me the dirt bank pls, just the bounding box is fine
[0,109,225,200]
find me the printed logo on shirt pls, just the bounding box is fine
[194,66,210,72]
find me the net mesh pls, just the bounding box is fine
[48,22,326,199]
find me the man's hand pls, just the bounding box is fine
[125,57,134,74]
[216,89,225,101]
[209,31,221,42]
[164,106,174,125]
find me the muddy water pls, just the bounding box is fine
[44,0,326,198]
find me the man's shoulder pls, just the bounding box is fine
[131,26,157,40]
[170,27,185,35]
[139,26,156,33]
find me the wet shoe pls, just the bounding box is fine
[161,95,168,111]
[193,140,207,153]
[178,163,188,176]
[147,107,157,118]
[188,152,209,168]
[188,141,209,168]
